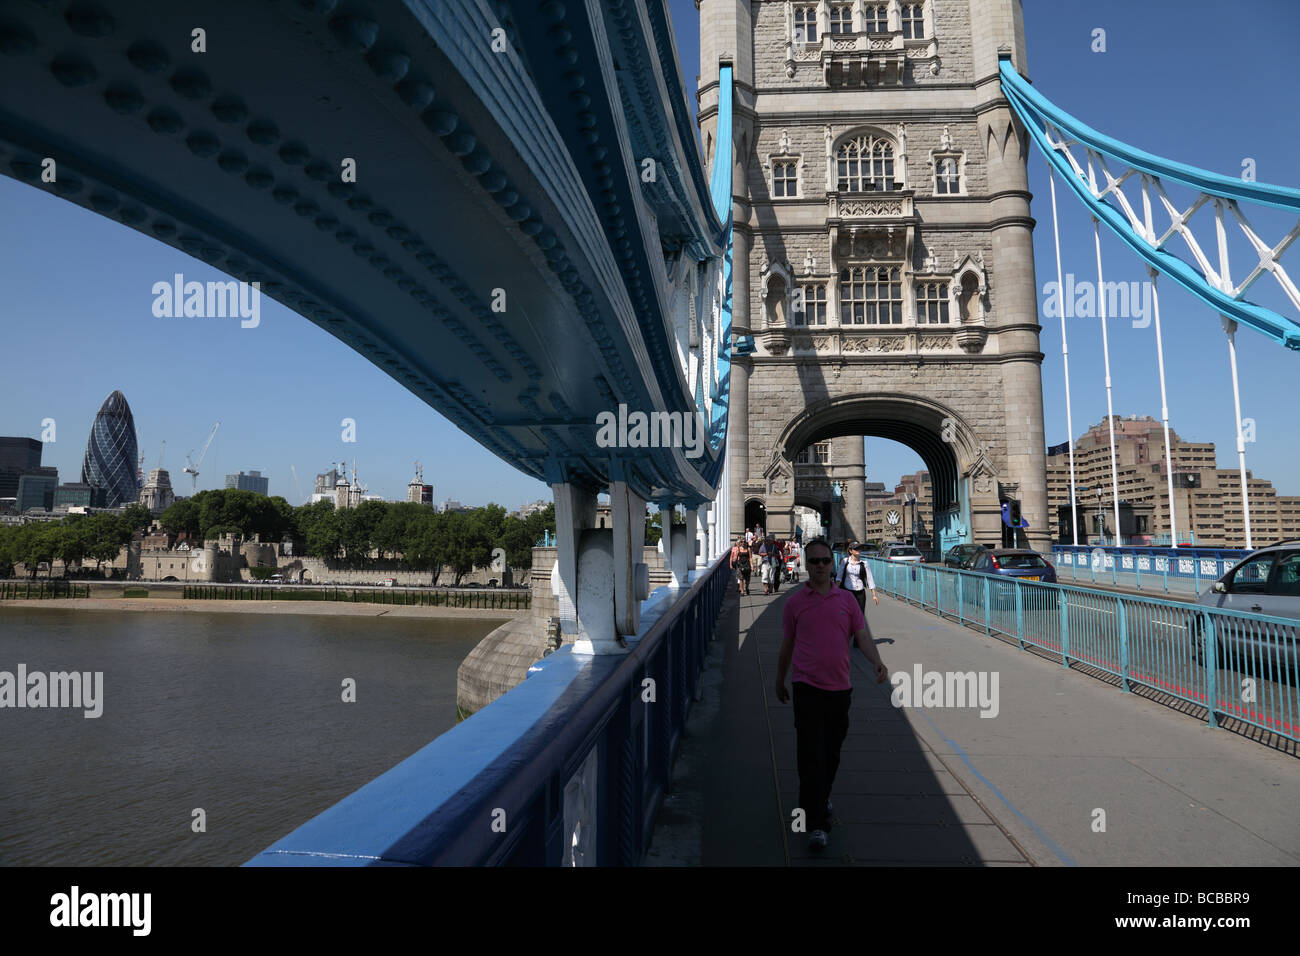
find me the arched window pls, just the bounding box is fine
[836,135,896,192]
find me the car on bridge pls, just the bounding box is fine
[943,543,988,569]
[1193,540,1300,668]
[878,544,924,564]
[965,549,1057,583]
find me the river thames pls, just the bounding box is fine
[0,607,505,866]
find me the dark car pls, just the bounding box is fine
[1193,541,1300,667]
[966,549,1057,583]
[944,544,988,569]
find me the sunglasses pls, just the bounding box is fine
[807,556,833,566]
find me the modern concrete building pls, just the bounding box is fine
[225,470,269,495]
[1047,414,1300,548]
[700,0,1047,555]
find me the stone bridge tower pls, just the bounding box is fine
[697,0,1048,553]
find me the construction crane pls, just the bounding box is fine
[182,422,221,493]
[290,464,305,506]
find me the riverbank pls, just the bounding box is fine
[0,597,523,619]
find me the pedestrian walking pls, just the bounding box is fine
[732,537,753,597]
[775,537,888,851]
[835,541,878,616]
[757,536,774,595]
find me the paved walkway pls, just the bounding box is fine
[646,580,1300,866]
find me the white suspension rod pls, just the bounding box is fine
[1092,218,1123,546]
[1221,317,1254,550]
[1148,269,1179,546]
[1049,171,1079,546]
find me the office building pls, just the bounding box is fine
[1047,415,1300,547]
[225,470,269,495]
[81,390,140,507]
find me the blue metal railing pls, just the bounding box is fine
[247,555,731,866]
[1051,545,1249,595]
[866,558,1299,744]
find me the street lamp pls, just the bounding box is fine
[1096,486,1105,547]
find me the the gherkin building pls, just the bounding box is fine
[81,390,140,507]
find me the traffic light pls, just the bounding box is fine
[819,502,831,527]
[1009,500,1022,528]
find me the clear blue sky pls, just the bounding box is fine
[2,0,1298,504]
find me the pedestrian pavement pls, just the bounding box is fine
[645,579,1300,866]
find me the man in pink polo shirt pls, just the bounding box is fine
[775,537,889,851]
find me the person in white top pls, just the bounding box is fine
[835,542,878,616]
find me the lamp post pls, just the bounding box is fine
[1096,486,1105,547]
[831,481,842,544]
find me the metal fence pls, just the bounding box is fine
[248,555,731,866]
[0,580,92,599]
[1051,545,1249,596]
[183,584,529,610]
[865,558,1298,744]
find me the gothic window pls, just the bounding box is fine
[863,4,889,33]
[828,5,853,34]
[840,266,903,325]
[837,135,896,192]
[773,160,798,198]
[793,4,818,44]
[916,281,950,323]
[796,443,832,465]
[901,3,926,38]
[793,283,827,326]
[936,157,961,194]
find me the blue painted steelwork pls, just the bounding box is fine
[0,0,735,505]
[248,556,731,866]
[1052,545,1248,594]
[865,558,1299,743]
[999,56,1300,350]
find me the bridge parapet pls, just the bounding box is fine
[247,556,730,866]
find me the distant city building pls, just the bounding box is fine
[17,470,58,512]
[407,480,434,506]
[81,390,140,507]
[441,499,468,513]
[1048,414,1300,547]
[225,470,269,495]
[139,468,176,514]
[55,482,108,510]
[330,463,369,510]
[0,437,43,498]
[310,468,341,505]
[516,499,549,518]
[862,471,934,550]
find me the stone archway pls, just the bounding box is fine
[752,393,1005,553]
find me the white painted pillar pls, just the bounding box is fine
[685,507,700,575]
[610,481,648,638]
[550,482,596,638]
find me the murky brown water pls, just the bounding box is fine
[0,608,504,866]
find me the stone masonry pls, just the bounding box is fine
[697,0,1049,553]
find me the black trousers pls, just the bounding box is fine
[792,681,852,832]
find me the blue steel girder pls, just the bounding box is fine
[500,0,730,497]
[998,56,1300,351]
[0,0,728,504]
